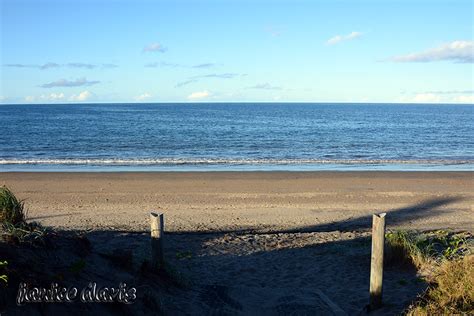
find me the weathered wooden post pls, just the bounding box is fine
[369,212,386,310]
[150,212,164,268]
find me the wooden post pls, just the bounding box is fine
[369,212,386,310]
[150,212,164,268]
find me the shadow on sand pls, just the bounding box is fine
[299,196,464,233]
[1,197,463,315]
[172,196,465,235]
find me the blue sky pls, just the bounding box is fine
[1,0,473,104]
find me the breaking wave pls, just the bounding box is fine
[0,158,472,166]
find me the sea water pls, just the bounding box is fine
[0,103,472,171]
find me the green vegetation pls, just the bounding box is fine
[1,221,46,245]
[0,186,46,245]
[386,230,471,267]
[407,255,473,315]
[386,230,473,315]
[0,186,26,225]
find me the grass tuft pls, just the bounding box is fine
[386,230,428,268]
[386,230,473,315]
[0,186,26,225]
[386,230,472,269]
[406,255,473,315]
[0,186,47,245]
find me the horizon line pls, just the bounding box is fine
[1,101,473,106]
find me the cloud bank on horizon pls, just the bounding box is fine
[1,0,473,104]
[24,90,93,102]
[187,90,211,100]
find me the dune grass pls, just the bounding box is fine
[0,186,26,225]
[386,230,473,315]
[0,186,46,245]
[407,255,473,315]
[385,230,428,268]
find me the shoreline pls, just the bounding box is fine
[1,171,472,233]
[1,170,473,173]
[1,164,473,172]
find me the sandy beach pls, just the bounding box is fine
[1,172,472,232]
[1,171,472,314]
[3,1,474,313]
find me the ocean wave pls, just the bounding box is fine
[0,158,472,166]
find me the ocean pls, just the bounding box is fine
[0,103,472,171]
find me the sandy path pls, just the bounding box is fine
[1,172,472,232]
[1,171,472,314]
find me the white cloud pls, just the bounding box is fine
[22,91,96,103]
[143,43,167,53]
[175,79,198,88]
[453,95,474,103]
[176,73,245,88]
[69,91,92,102]
[145,62,217,69]
[391,40,474,63]
[399,92,474,104]
[247,83,283,90]
[39,62,61,70]
[135,93,152,101]
[42,92,65,101]
[5,62,118,69]
[187,91,211,100]
[24,93,65,102]
[40,77,100,88]
[191,73,242,79]
[412,93,441,103]
[425,90,474,95]
[327,31,362,45]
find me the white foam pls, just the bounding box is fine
[0,158,472,165]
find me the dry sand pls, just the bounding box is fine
[1,171,473,314]
[1,172,472,232]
